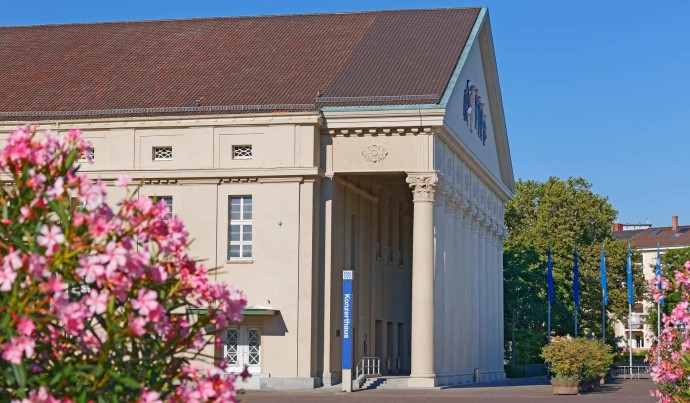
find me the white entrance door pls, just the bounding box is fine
[223,326,262,374]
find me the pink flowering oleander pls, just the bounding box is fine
[648,260,690,402]
[0,127,247,402]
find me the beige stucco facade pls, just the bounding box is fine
[0,9,513,390]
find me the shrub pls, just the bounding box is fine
[648,260,690,402]
[0,127,247,402]
[541,336,614,381]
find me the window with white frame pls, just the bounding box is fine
[153,147,173,161]
[233,145,252,159]
[228,196,252,259]
[77,147,95,163]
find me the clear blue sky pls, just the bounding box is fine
[2,0,688,228]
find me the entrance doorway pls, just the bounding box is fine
[223,325,262,374]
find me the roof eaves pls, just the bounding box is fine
[438,7,487,108]
[320,103,440,112]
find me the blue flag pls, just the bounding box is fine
[656,244,664,306]
[626,243,634,305]
[574,249,579,308]
[600,244,608,306]
[548,246,554,303]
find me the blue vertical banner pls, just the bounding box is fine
[600,245,608,306]
[573,249,579,308]
[626,243,634,305]
[547,247,554,303]
[342,270,353,371]
[656,245,664,306]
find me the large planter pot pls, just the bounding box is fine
[550,379,582,395]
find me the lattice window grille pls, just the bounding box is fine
[248,329,261,365]
[224,329,238,366]
[78,147,95,162]
[153,147,173,161]
[233,145,252,159]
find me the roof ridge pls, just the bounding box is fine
[0,7,482,29]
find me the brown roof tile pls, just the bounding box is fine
[0,8,480,121]
[618,226,690,249]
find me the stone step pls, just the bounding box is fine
[361,377,410,390]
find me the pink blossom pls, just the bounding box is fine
[132,288,160,317]
[3,249,23,270]
[1,342,23,364]
[76,255,105,284]
[138,390,162,403]
[17,317,35,336]
[0,266,17,291]
[13,387,60,403]
[1,336,35,364]
[128,314,147,336]
[115,173,132,187]
[45,177,64,198]
[36,225,64,256]
[84,289,109,315]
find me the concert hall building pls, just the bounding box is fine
[0,7,514,389]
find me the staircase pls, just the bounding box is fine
[360,376,409,390]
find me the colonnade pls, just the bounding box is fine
[407,172,506,387]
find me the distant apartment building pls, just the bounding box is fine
[613,216,690,351]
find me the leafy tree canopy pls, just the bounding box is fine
[504,177,645,364]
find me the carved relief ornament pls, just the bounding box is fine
[406,174,438,202]
[362,145,388,163]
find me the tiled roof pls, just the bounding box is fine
[0,8,480,121]
[615,226,690,249]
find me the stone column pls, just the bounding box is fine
[498,227,506,379]
[433,181,447,378]
[461,202,473,379]
[406,173,438,388]
[470,206,481,380]
[443,188,456,381]
[453,197,465,381]
[477,213,487,376]
[489,222,499,376]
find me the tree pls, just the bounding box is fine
[644,247,690,333]
[0,127,247,402]
[504,177,645,364]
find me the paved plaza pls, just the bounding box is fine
[241,378,656,403]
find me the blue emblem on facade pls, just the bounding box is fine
[463,80,488,145]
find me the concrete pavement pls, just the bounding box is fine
[239,378,656,402]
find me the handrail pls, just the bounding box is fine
[612,365,649,379]
[354,357,381,389]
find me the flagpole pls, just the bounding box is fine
[602,296,605,342]
[657,302,661,340]
[628,302,633,376]
[548,300,551,344]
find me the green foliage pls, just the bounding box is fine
[504,364,526,378]
[504,177,644,364]
[644,247,690,331]
[541,337,614,381]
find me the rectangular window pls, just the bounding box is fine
[153,147,173,161]
[78,147,95,162]
[228,196,252,259]
[233,145,253,159]
[151,196,173,219]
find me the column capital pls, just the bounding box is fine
[406,173,438,202]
